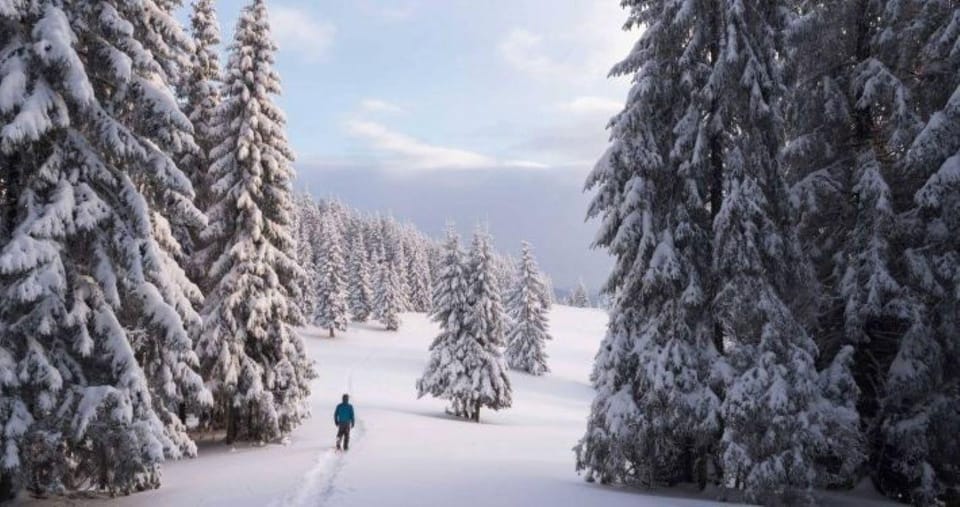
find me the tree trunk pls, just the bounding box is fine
[707,1,725,357]
[0,467,13,501]
[329,327,335,338]
[225,401,237,444]
[473,402,481,422]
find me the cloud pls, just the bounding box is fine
[345,119,547,171]
[360,99,405,114]
[504,160,550,169]
[357,1,417,20]
[557,96,622,115]
[498,3,637,83]
[269,5,336,62]
[346,120,495,170]
[498,29,571,78]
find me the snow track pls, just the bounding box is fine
[278,421,366,507]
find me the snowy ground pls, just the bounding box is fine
[25,306,901,507]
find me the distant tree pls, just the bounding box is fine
[347,233,375,322]
[504,242,551,375]
[374,258,403,331]
[406,234,433,312]
[570,281,591,308]
[418,227,512,421]
[461,228,513,421]
[293,194,321,319]
[314,215,349,337]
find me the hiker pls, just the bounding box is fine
[334,393,355,451]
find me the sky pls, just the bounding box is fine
[183,0,637,290]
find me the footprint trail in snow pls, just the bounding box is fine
[277,420,366,507]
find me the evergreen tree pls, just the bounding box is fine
[570,280,591,308]
[293,194,320,319]
[540,274,555,309]
[0,0,209,496]
[417,227,511,421]
[418,229,470,414]
[314,214,348,337]
[347,232,374,322]
[180,0,222,256]
[787,0,960,501]
[388,222,413,311]
[406,235,433,312]
[460,228,512,421]
[578,0,860,501]
[575,0,722,487]
[195,0,313,444]
[504,242,551,375]
[374,258,403,331]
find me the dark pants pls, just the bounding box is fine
[336,423,352,450]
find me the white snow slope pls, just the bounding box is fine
[25,306,900,507]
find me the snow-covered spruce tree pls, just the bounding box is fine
[417,227,511,421]
[293,194,320,319]
[539,273,555,309]
[458,227,512,422]
[787,0,959,501]
[179,0,223,252]
[347,232,375,322]
[706,0,861,502]
[389,223,413,312]
[891,5,960,501]
[570,280,590,308]
[405,234,433,312]
[195,0,313,444]
[504,242,551,375]
[313,214,348,337]
[0,1,211,496]
[575,0,721,487]
[417,229,470,415]
[373,258,403,331]
[579,0,861,500]
[492,252,517,303]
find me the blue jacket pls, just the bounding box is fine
[334,402,355,426]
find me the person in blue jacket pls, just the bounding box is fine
[334,394,355,451]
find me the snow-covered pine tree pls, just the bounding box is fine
[387,220,413,311]
[458,227,512,421]
[347,232,375,322]
[417,229,470,414]
[180,0,223,248]
[579,0,862,499]
[890,4,960,501]
[195,0,313,444]
[0,0,210,496]
[705,0,859,502]
[492,252,517,303]
[575,0,722,487]
[406,235,433,312]
[373,258,403,331]
[539,273,555,309]
[418,226,511,421]
[504,242,551,375]
[786,0,959,501]
[570,280,590,308]
[313,214,349,337]
[293,194,320,319]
